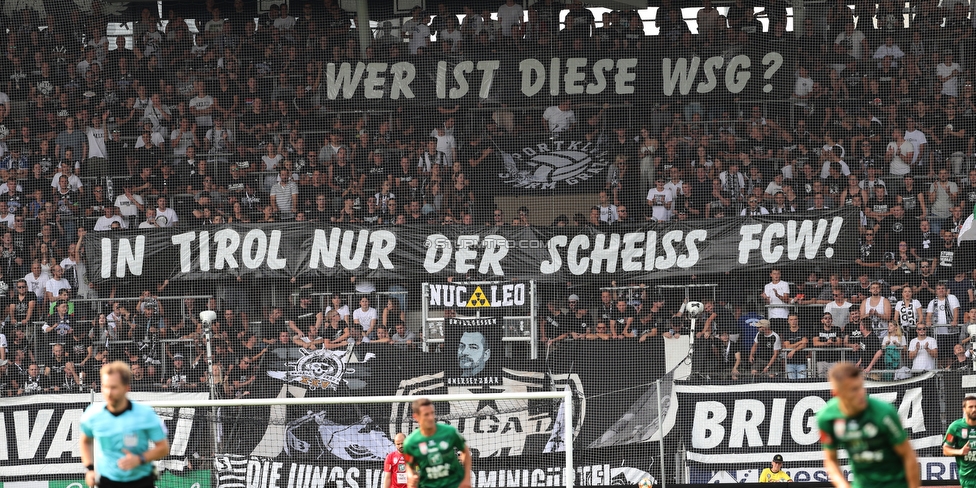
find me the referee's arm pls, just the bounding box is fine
[80,431,96,487]
[117,437,171,471]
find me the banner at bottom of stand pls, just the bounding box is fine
[689,457,961,484]
[212,454,655,488]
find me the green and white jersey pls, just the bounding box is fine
[944,418,976,488]
[402,423,467,488]
[816,396,910,488]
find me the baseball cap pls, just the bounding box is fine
[568,294,580,302]
[773,454,784,463]
[173,353,184,359]
[756,319,771,329]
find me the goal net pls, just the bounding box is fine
[142,391,575,488]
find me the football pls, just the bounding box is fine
[685,301,705,317]
[638,477,653,488]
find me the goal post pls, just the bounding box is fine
[145,390,575,488]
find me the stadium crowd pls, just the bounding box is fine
[2,0,976,395]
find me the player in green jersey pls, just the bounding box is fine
[817,362,920,488]
[943,395,976,488]
[402,398,472,488]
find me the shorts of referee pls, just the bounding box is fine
[97,472,157,488]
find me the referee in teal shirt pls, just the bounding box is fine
[80,361,170,488]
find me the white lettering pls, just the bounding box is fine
[567,235,590,275]
[15,409,53,459]
[662,57,700,97]
[476,61,501,99]
[738,224,764,263]
[728,399,765,448]
[389,62,416,99]
[520,59,546,97]
[450,61,474,99]
[726,55,752,93]
[242,229,269,269]
[326,62,366,99]
[614,58,637,94]
[692,401,726,449]
[363,63,387,99]
[116,235,146,277]
[563,58,587,95]
[213,229,241,269]
[540,235,566,274]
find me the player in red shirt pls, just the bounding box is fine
[384,433,409,488]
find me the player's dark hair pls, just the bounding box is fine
[412,397,433,412]
[963,395,976,407]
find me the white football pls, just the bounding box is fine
[686,301,704,316]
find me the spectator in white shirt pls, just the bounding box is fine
[543,98,577,135]
[50,162,83,193]
[352,296,378,338]
[496,0,523,37]
[114,183,145,226]
[939,50,964,98]
[0,202,13,229]
[908,326,938,370]
[23,261,49,303]
[93,206,127,231]
[872,35,905,67]
[155,196,179,227]
[43,265,70,305]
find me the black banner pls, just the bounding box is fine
[85,209,856,284]
[309,50,790,105]
[0,392,208,479]
[674,373,945,467]
[217,337,671,487]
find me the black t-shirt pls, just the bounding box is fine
[609,306,638,334]
[753,331,780,362]
[858,242,882,271]
[868,193,894,220]
[913,231,938,261]
[884,264,917,289]
[935,245,956,281]
[817,327,843,362]
[847,329,882,366]
[782,328,808,364]
[31,73,60,99]
[943,116,972,154]
[168,364,202,391]
[962,182,976,206]
[289,305,317,331]
[898,189,925,219]
[363,162,390,195]
[20,373,47,394]
[544,311,567,337]
[262,318,288,342]
[640,309,668,335]
[566,311,593,335]
[53,188,82,216]
[215,84,240,113]
[881,215,915,251]
[151,174,179,195]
